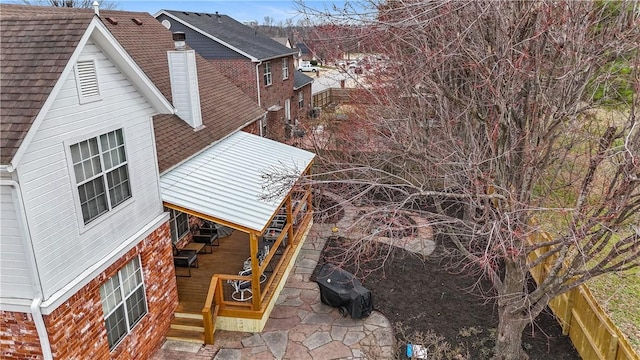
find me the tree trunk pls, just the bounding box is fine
[493,304,530,360]
[492,257,530,360]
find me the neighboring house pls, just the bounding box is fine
[295,42,318,63]
[154,10,314,141]
[0,6,177,359]
[274,36,304,69]
[272,37,292,49]
[1,4,317,352]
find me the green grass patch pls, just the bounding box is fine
[588,267,640,352]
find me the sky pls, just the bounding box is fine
[109,1,341,24]
[0,0,354,24]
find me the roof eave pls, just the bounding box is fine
[293,81,314,91]
[256,50,299,62]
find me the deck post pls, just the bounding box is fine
[286,195,295,245]
[249,232,261,310]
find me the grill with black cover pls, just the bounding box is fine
[313,263,373,319]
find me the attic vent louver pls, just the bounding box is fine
[75,58,101,103]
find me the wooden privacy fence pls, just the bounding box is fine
[528,231,639,360]
[312,88,358,108]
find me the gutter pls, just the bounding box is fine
[254,60,263,136]
[257,51,298,63]
[1,179,52,359]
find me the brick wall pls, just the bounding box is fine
[0,222,178,359]
[242,120,261,136]
[260,56,295,112]
[209,59,258,102]
[0,312,43,359]
[208,56,296,142]
[294,85,313,121]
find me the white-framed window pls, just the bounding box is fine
[298,91,304,109]
[166,207,189,243]
[263,61,272,86]
[100,257,147,351]
[74,56,102,104]
[282,58,289,80]
[70,128,131,225]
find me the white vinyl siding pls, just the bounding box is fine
[16,40,164,300]
[263,61,272,86]
[74,57,102,103]
[100,257,147,350]
[0,184,34,299]
[282,58,289,80]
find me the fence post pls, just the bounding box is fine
[562,289,574,335]
[607,335,619,360]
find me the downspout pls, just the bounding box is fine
[31,297,52,360]
[255,60,263,136]
[1,179,52,359]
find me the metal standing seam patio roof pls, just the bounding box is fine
[160,131,315,233]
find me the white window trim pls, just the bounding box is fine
[282,58,289,80]
[74,55,102,104]
[101,256,148,351]
[64,126,135,233]
[167,208,189,243]
[298,91,304,109]
[264,61,272,86]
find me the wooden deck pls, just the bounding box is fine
[175,230,250,314]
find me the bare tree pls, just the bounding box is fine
[296,1,639,359]
[263,15,274,27]
[21,0,118,9]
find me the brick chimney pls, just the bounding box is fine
[167,32,203,129]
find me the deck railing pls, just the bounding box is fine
[202,275,220,344]
[200,199,313,344]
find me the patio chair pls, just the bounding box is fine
[228,269,253,301]
[269,214,287,230]
[241,259,268,283]
[192,223,219,253]
[173,244,198,277]
[262,228,288,255]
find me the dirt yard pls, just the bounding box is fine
[319,236,580,360]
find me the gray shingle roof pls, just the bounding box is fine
[161,10,297,61]
[0,5,95,164]
[293,71,314,90]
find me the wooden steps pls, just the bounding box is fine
[167,313,205,344]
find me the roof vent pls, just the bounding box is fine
[132,18,142,25]
[215,11,221,23]
[172,32,186,51]
[105,17,117,25]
